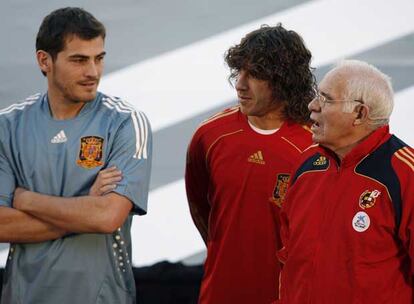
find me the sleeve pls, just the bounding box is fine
[106,111,152,215]
[0,124,16,207]
[277,207,289,265]
[393,148,414,275]
[185,129,211,241]
[275,184,293,304]
[0,153,16,207]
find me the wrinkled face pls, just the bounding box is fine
[46,35,105,104]
[235,69,279,117]
[308,74,357,151]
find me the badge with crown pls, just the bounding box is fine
[77,136,104,169]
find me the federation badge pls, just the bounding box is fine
[271,174,290,207]
[359,190,381,209]
[77,136,104,169]
[352,211,370,232]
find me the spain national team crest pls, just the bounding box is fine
[359,190,381,209]
[271,174,290,207]
[77,136,104,169]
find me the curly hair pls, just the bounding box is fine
[225,24,316,124]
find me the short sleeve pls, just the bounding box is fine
[0,132,16,207]
[106,111,152,215]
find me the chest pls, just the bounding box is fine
[206,132,300,203]
[8,115,115,195]
[287,168,396,253]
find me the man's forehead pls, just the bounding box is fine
[61,34,105,54]
[319,70,348,96]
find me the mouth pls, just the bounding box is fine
[238,95,251,104]
[310,114,320,130]
[79,81,97,88]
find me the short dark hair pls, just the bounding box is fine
[225,24,316,124]
[36,7,106,60]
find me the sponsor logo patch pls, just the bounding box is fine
[77,136,104,169]
[359,190,381,209]
[352,211,370,232]
[271,173,290,207]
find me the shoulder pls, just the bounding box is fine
[382,136,414,191]
[0,93,41,121]
[279,121,314,154]
[0,94,42,141]
[190,105,243,144]
[98,93,150,128]
[357,134,410,176]
[389,135,414,172]
[290,145,326,185]
[198,105,241,132]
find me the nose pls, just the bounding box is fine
[308,96,320,112]
[235,70,248,91]
[85,61,100,79]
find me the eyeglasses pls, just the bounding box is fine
[314,92,364,108]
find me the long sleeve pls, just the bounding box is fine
[185,130,211,244]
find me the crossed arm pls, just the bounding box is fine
[0,206,67,243]
[13,190,132,234]
[0,166,126,243]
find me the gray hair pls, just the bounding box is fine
[331,60,394,128]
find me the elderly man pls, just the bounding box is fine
[277,60,414,303]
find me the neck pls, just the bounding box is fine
[332,130,374,160]
[47,91,87,120]
[247,112,284,130]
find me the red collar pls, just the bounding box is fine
[321,125,391,168]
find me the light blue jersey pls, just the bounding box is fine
[0,92,152,304]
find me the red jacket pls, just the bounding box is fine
[278,126,414,303]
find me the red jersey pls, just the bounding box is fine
[278,126,414,303]
[185,106,313,304]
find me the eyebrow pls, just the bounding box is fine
[68,51,106,59]
[320,91,334,100]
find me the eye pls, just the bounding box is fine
[71,57,87,63]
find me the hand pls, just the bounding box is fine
[13,187,31,210]
[89,166,122,196]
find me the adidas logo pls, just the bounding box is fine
[51,130,67,144]
[313,156,327,166]
[248,150,265,165]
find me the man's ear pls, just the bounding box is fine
[353,104,369,126]
[36,50,52,75]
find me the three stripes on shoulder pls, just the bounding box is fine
[395,147,414,171]
[102,96,150,160]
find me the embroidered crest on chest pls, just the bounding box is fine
[270,173,290,207]
[359,189,381,209]
[77,136,104,169]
